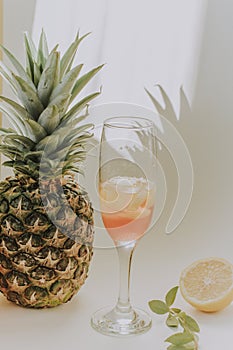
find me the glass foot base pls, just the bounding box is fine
[91,306,152,337]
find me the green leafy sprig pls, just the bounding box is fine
[149,286,200,350]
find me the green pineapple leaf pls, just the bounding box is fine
[3,138,27,152]
[0,127,15,135]
[24,32,37,60]
[36,133,61,152]
[24,33,37,82]
[59,106,89,128]
[24,150,43,160]
[70,64,104,103]
[58,123,93,144]
[0,61,17,92]
[0,105,25,134]
[49,64,83,101]
[63,151,86,165]
[37,50,60,107]
[48,92,71,115]
[0,44,35,89]
[5,133,33,144]
[2,160,15,167]
[0,96,33,121]
[5,134,35,149]
[48,145,71,161]
[37,29,49,70]
[33,61,42,87]
[0,29,103,179]
[13,74,44,119]
[13,164,35,177]
[0,145,23,159]
[37,105,60,134]
[64,90,101,121]
[60,31,90,78]
[24,119,47,142]
[62,165,83,175]
[0,61,17,94]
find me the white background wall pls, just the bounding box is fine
[3,0,36,63]
[2,0,36,177]
[2,0,233,260]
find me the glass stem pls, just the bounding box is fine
[115,241,137,314]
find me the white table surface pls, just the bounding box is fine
[1,208,233,350]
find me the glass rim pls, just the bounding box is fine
[103,116,154,130]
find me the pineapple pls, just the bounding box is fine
[0,31,103,308]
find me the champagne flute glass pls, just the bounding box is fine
[91,117,157,336]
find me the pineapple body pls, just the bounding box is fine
[0,175,94,308]
[0,31,102,307]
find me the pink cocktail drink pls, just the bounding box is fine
[100,176,155,242]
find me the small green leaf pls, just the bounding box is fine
[178,311,187,319]
[183,315,200,333]
[166,286,179,307]
[166,315,179,328]
[167,343,196,350]
[171,308,182,314]
[148,300,169,315]
[165,332,194,346]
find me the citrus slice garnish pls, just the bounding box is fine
[179,257,233,312]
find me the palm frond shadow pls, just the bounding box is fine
[145,85,193,234]
[146,85,192,127]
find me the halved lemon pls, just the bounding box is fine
[179,257,233,312]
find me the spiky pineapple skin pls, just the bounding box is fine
[0,175,94,308]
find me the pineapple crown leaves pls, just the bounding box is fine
[0,30,104,179]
